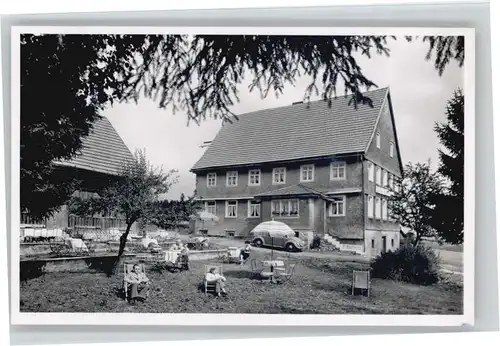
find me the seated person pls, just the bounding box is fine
[124,264,150,303]
[205,267,227,296]
[239,242,252,265]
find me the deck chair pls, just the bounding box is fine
[123,263,146,301]
[352,270,371,297]
[204,264,223,296]
[275,263,296,283]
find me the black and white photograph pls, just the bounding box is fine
[11,27,474,325]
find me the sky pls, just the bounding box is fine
[102,37,463,200]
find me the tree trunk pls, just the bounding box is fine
[412,233,422,246]
[118,223,133,257]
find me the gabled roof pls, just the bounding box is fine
[54,117,134,176]
[192,88,389,171]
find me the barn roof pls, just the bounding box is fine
[54,117,133,176]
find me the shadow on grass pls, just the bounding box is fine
[223,269,255,279]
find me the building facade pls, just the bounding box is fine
[191,88,403,256]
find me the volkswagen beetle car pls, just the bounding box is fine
[250,221,305,252]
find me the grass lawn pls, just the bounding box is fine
[20,252,463,314]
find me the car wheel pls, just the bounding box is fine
[286,243,296,252]
[254,239,263,247]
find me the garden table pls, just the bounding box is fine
[261,260,285,272]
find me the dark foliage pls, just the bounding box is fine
[150,193,201,229]
[389,162,444,245]
[310,235,322,249]
[431,89,464,244]
[371,244,441,285]
[20,261,46,281]
[21,34,463,218]
[422,36,464,76]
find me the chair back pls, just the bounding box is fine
[250,258,261,272]
[204,264,223,275]
[124,263,145,276]
[353,270,370,289]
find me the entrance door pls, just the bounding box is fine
[382,236,387,253]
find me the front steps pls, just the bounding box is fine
[322,234,365,255]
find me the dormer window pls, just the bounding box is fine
[207,173,217,187]
[272,167,286,184]
[376,132,381,149]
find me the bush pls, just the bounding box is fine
[370,244,441,285]
[310,236,321,249]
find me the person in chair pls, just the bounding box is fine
[125,264,150,303]
[239,241,252,265]
[205,267,227,296]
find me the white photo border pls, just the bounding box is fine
[10,25,475,326]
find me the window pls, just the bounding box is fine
[225,201,238,218]
[271,199,299,217]
[375,197,381,219]
[329,196,346,217]
[376,132,381,149]
[382,199,388,220]
[225,230,236,237]
[248,169,261,186]
[390,142,394,157]
[376,166,382,186]
[368,162,374,182]
[226,171,238,187]
[300,164,315,182]
[248,200,261,218]
[388,173,394,189]
[391,238,394,247]
[367,196,374,219]
[371,239,375,248]
[383,170,388,187]
[330,161,346,180]
[207,173,217,187]
[272,167,286,184]
[205,201,216,215]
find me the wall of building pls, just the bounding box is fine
[364,229,400,258]
[364,96,402,178]
[194,156,363,199]
[324,194,364,239]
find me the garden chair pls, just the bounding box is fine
[275,263,296,283]
[123,262,146,301]
[173,252,189,271]
[352,270,371,297]
[250,258,275,282]
[203,264,223,296]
